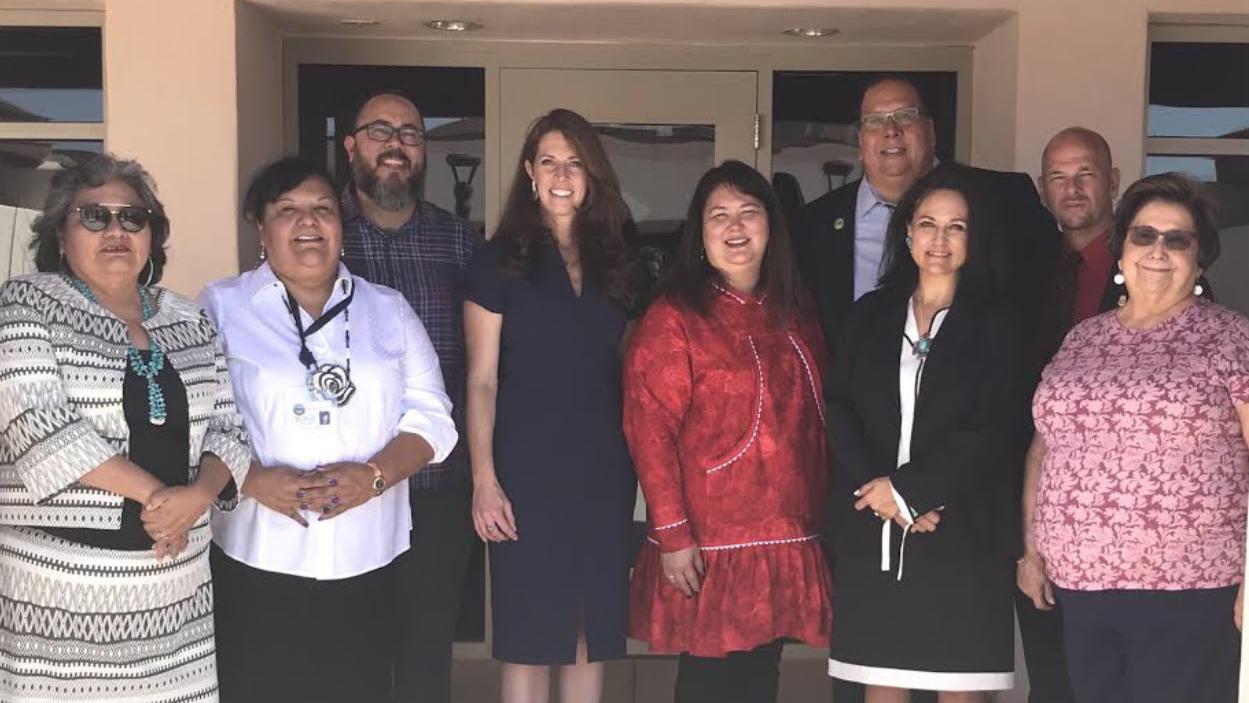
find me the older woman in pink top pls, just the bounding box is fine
[1023,173,1249,703]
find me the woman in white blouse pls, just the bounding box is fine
[200,158,457,703]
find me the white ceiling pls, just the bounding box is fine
[247,0,1012,46]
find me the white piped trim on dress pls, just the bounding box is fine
[706,336,764,475]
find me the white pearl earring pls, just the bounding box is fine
[1113,271,1125,285]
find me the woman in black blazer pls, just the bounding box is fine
[824,165,1028,703]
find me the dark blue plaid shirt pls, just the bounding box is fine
[340,186,483,491]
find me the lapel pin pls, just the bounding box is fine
[833,217,845,232]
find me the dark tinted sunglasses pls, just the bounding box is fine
[1127,225,1196,251]
[75,204,153,233]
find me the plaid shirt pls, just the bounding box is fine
[340,186,483,491]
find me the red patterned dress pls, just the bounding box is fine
[624,283,833,657]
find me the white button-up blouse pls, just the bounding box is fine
[200,263,457,580]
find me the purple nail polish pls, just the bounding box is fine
[329,479,338,487]
[331,496,340,504]
[297,490,305,499]
[300,503,308,511]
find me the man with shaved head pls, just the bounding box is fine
[340,90,482,703]
[1032,127,1122,362]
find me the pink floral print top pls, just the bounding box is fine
[1033,300,1249,591]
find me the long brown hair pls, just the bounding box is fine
[493,109,636,307]
[662,160,805,324]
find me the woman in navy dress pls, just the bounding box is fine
[465,108,639,703]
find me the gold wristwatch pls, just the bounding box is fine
[367,462,385,496]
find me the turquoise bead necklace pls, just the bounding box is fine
[64,275,167,425]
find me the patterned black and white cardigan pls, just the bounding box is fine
[0,273,251,529]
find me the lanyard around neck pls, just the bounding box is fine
[283,281,354,369]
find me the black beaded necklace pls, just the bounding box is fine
[283,278,356,406]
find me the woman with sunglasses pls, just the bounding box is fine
[1027,173,1249,702]
[0,154,251,701]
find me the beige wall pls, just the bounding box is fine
[235,1,284,271]
[103,0,241,296]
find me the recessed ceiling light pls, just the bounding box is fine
[783,27,840,38]
[424,20,482,32]
[339,18,380,26]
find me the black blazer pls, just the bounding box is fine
[796,167,1062,355]
[795,178,860,348]
[824,287,1030,559]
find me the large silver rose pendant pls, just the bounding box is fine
[308,363,356,406]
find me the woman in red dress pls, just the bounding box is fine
[624,160,832,703]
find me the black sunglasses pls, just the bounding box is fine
[1127,225,1196,251]
[75,204,153,233]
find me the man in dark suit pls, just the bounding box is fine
[799,75,1062,703]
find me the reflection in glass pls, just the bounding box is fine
[592,123,715,285]
[0,141,103,279]
[1145,155,1249,317]
[1148,42,1249,139]
[0,28,103,123]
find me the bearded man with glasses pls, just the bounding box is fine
[339,90,484,703]
[796,75,1061,703]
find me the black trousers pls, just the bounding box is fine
[675,640,784,703]
[392,482,475,703]
[1056,586,1240,703]
[211,544,393,703]
[1014,588,1075,703]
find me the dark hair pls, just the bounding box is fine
[30,154,170,284]
[877,164,995,299]
[1110,172,1220,269]
[243,157,337,225]
[350,89,422,128]
[493,108,636,308]
[662,160,805,323]
[859,73,931,117]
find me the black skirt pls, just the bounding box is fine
[828,520,1015,692]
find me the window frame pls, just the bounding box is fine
[0,11,105,143]
[1145,24,1249,161]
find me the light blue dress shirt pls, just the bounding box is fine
[853,178,895,301]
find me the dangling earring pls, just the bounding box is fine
[1113,270,1125,286]
[258,245,267,262]
[142,256,155,287]
[1194,282,1205,297]
[339,245,346,258]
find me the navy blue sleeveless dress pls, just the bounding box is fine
[466,237,636,664]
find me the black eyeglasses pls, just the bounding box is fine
[859,106,927,131]
[74,204,153,233]
[352,120,425,147]
[1127,225,1196,251]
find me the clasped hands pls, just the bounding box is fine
[244,462,379,527]
[140,483,214,560]
[853,477,943,533]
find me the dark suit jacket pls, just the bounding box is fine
[795,178,861,348]
[796,166,1062,356]
[824,287,1030,560]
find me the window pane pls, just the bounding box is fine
[593,123,715,282]
[1145,155,1249,317]
[1148,42,1249,139]
[298,64,486,231]
[0,140,103,279]
[0,28,103,123]
[771,71,958,206]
